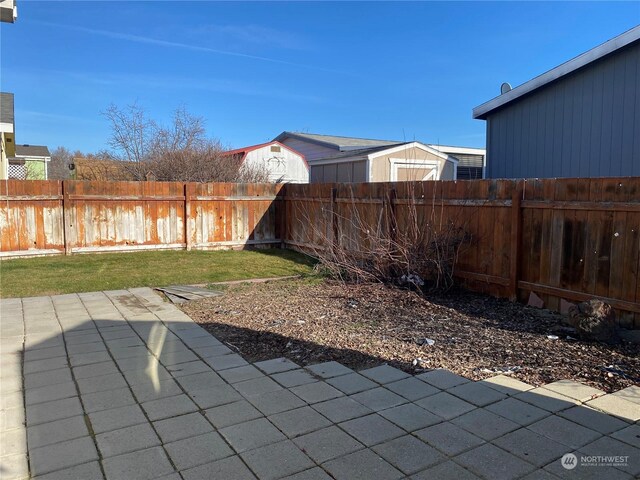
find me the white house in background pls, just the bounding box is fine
[274,132,484,182]
[224,141,309,183]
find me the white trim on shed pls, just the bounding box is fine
[368,141,449,161]
[389,158,440,181]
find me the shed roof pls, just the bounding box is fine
[223,140,309,171]
[15,144,50,157]
[0,92,15,125]
[274,131,484,160]
[473,26,640,120]
[311,144,405,162]
[274,131,401,151]
[223,140,304,159]
[311,141,455,165]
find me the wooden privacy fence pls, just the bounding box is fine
[283,178,640,328]
[0,180,284,256]
[1,177,638,327]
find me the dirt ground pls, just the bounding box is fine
[183,278,640,393]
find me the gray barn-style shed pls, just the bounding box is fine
[473,27,640,179]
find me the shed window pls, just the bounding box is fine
[270,146,281,153]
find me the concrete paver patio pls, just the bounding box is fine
[0,288,638,479]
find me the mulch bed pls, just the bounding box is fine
[183,279,640,393]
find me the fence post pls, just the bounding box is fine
[509,180,525,300]
[387,187,397,244]
[280,184,287,249]
[62,180,71,255]
[331,187,338,248]
[184,183,192,251]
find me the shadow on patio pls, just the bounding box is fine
[0,289,638,479]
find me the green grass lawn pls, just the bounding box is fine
[0,249,315,298]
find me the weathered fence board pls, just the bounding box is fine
[1,180,283,257]
[62,181,186,253]
[187,182,283,249]
[1,177,638,327]
[0,180,65,256]
[284,177,640,328]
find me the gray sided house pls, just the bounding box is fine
[474,26,640,179]
[274,132,483,183]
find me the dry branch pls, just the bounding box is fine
[296,183,472,293]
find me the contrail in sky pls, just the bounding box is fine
[34,21,346,74]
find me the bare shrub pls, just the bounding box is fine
[103,103,269,183]
[297,183,471,293]
[138,146,269,183]
[73,151,134,181]
[48,147,74,180]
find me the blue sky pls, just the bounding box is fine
[1,1,638,153]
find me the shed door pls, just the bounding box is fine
[390,159,439,181]
[268,156,286,175]
[396,166,436,181]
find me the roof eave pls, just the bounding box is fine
[15,154,51,161]
[428,145,486,155]
[274,131,342,151]
[367,141,451,162]
[473,26,640,120]
[274,131,401,151]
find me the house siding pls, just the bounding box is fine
[441,160,456,180]
[243,144,308,183]
[450,153,484,179]
[310,160,367,183]
[310,165,322,183]
[279,138,337,162]
[8,158,47,180]
[26,160,47,180]
[485,41,640,178]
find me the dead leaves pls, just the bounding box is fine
[183,280,640,393]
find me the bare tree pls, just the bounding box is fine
[103,103,269,183]
[48,146,74,180]
[151,106,207,154]
[104,102,155,166]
